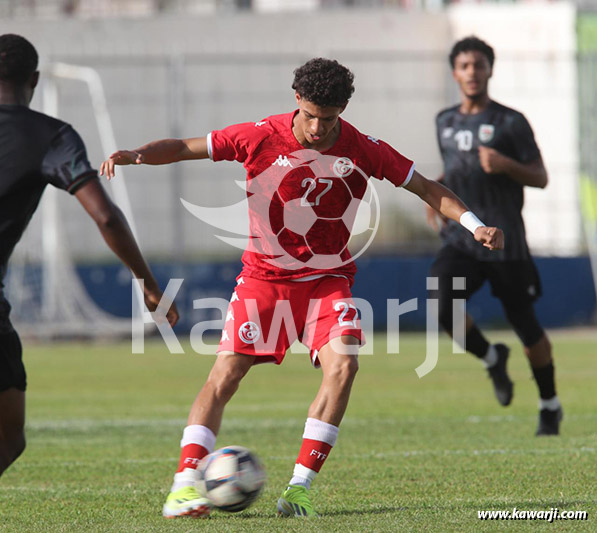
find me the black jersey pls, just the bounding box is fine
[0,105,97,329]
[436,100,541,261]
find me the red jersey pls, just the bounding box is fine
[208,111,415,285]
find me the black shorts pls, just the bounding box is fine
[0,329,26,392]
[430,245,542,308]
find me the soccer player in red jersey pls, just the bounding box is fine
[102,58,503,518]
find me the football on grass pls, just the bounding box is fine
[197,446,266,512]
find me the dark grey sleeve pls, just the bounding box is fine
[41,124,98,194]
[510,112,541,164]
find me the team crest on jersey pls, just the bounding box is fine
[332,157,354,177]
[238,321,260,344]
[479,124,495,143]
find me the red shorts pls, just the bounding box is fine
[217,275,364,366]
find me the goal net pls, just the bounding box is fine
[4,63,145,339]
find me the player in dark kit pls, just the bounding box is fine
[104,58,503,518]
[0,34,179,477]
[427,36,562,435]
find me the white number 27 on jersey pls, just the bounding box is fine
[301,178,333,207]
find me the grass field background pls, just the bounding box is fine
[0,331,595,532]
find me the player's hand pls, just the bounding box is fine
[474,226,504,250]
[144,288,179,327]
[100,150,144,180]
[425,204,448,232]
[478,146,509,175]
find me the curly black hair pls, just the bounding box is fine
[0,34,38,84]
[292,58,354,108]
[449,36,494,69]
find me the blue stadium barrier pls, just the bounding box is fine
[79,256,596,333]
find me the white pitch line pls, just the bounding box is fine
[25,413,596,432]
[8,445,595,472]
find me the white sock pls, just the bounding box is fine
[539,395,561,411]
[481,345,498,368]
[289,464,317,490]
[171,469,199,492]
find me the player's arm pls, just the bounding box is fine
[405,170,504,250]
[74,179,179,326]
[100,137,209,180]
[478,147,548,188]
[424,173,448,231]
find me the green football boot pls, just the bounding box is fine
[277,485,319,517]
[162,485,211,518]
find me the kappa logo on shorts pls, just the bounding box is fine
[238,321,260,344]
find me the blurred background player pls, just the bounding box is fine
[102,57,503,519]
[426,36,562,436]
[0,34,179,477]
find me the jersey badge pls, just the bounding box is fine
[272,155,293,167]
[332,157,354,177]
[255,121,267,127]
[479,124,495,143]
[367,135,380,145]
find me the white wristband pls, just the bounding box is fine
[460,211,485,234]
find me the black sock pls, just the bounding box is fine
[465,325,490,358]
[532,363,556,400]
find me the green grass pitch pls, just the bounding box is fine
[0,331,595,532]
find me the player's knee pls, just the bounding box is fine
[208,367,246,402]
[329,356,359,386]
[504,304,544,347]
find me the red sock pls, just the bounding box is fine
[296,438,333,473]
[176,443,209,473]
[290,418,339,489]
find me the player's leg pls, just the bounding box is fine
[0,388,25,476]
[165,276,291,518]
[490,258,562,434]
[163,352,256,518]
[502,304,562,436]
[0,329,27,476]
[278,335,359,518]
[430,246,513,405]
[278,277,362,517]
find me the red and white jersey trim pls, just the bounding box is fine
[206,132,214,160]
[400,163,416,188]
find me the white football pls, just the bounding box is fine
[197,446,266,512]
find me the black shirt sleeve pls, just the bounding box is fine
[41,124,98,194]
[508,112,541,164]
